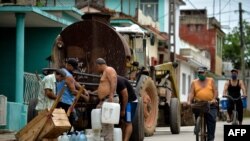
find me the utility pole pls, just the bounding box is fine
[168,0,176,62]
[239,2,245,81]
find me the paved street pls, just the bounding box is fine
[145,118,250,141]
[1,118,250,141]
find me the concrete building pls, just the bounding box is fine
[179,9,225,75]
[0,0,83,131]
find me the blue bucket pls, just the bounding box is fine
[220,97,228,110]
[242,97,247,109]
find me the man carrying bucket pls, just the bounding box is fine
[223,68,247,125]
[95,58,119,141]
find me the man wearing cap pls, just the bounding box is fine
[223,69,247,124]
[188,67,218,141]
[35,68,66,112]
[95,58,118,141]
[56,58,89,127]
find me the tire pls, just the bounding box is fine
[195,117,201,141]
[232,110,238,125]
[136,75,158,137]
[27,98,38,122]
[170,98,181,134]
[130,96,144,141]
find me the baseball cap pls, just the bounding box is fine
[231,68,238,73]
[66,58,78,69]
[55,69,66,77]
[197,66,207,73]
[42,68,65,77]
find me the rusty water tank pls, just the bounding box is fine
[52,13,131,76]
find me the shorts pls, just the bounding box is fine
[125,102,137,122]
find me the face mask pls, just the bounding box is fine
[198,74,206,81]
[231,74,237,80]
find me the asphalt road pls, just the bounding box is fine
[1,118,249,141]
[144,118,250,141]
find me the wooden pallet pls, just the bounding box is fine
[15,86,66,141]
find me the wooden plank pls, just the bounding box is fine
[15,86,66,141]
[67,86,85,116]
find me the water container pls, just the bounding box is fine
[76,131,87,141]
[69,132,77,141]
[91,108,102,129]
[220,97,228,110]
[242,97,247,108]
[92,129,101,141]
[113,128,122,141]
[101,102,120,124]
[85,129,94,141]
[60,132,69,141]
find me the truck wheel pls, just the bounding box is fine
[130,97,144,141]
[27,98,38,122]
[137,75,158,137]
[170,97,181,134]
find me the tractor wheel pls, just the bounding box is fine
[130,96,144,141]
[27,98,38,122]
[170,97,181,134]
[136,75,158,137]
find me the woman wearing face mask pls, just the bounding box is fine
[188,67,218,141]
[223,69,247,124]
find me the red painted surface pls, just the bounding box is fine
[180,24,217,72]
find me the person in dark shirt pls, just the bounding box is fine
[116,75,137,141]
[223,69,247,125]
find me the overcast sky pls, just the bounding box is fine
[180,0,250,34]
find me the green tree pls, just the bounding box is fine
[223,20,250,69]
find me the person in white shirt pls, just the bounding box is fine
[35,68,66,111]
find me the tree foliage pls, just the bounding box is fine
[223,21,250,69]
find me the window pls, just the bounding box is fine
[216,35,223,57]
[140,0,158,21]
[182,73,186,95]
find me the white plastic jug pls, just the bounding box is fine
[113,128,122,141]
[92,129,101,141]
[85,129,94,141]
[91,108,102,129]
[101,102,120,124]
[60,132,69,141]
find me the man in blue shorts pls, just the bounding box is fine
[116,75,137,141]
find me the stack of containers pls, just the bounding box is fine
[91,102,122,141]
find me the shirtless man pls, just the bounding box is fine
[96,58,117,102]
[95,58,118,141]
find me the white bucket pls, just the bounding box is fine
[91,109,102,129]
[101,102,120,124]
[113,128,122,141]
[92,129,101,141]
[85,129,94,141]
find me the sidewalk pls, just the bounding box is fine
[0,130,16,141]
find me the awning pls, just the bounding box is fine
[111,18,148,36]
[0,6,83,27]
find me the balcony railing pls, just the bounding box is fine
[180,48,210,69]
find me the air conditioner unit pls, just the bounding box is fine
[0,95,7,126]
[16,0,35,6]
